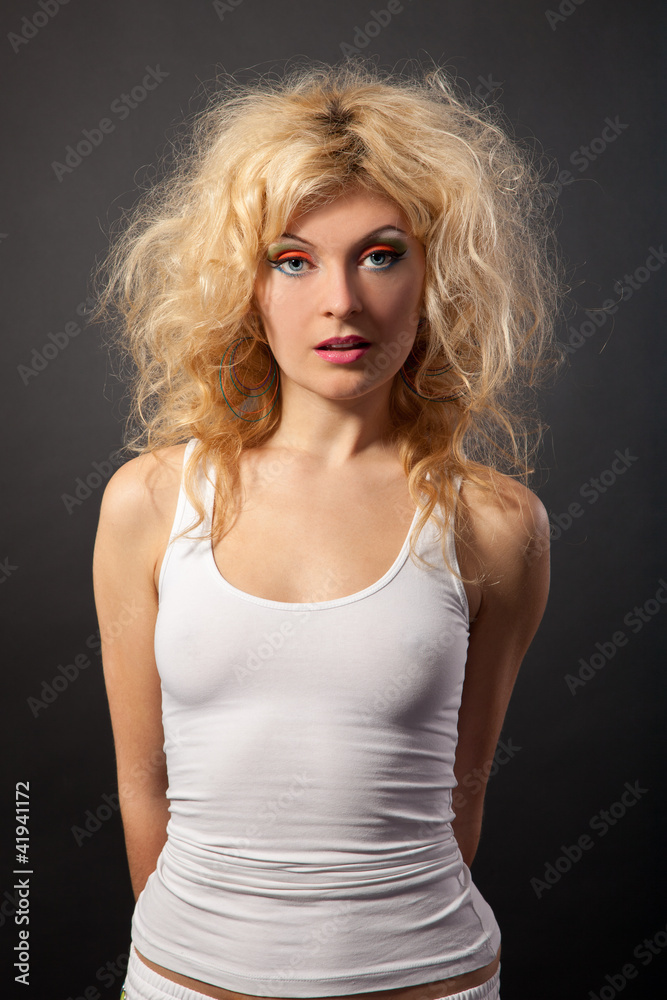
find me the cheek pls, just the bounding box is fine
[256,296,306,362]
[257,279,305,333]
[386,260,424,301]
[379,277,422,323]
[254,267,288,313]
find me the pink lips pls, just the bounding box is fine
[314,335,371,364]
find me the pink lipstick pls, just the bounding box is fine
[314,335,372,364]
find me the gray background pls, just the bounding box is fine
[1,0,665,997]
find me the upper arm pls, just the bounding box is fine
[452,474,551,826]
[92,447,183,802]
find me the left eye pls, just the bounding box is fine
[366,251,392,265]
[282,257,308,272]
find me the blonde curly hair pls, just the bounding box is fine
[93,59,563,577]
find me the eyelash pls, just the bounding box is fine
[268,245,406,278]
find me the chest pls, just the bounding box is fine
[211,459,419,605]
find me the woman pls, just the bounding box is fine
[93,61,559,1000]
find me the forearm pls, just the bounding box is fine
[451,791,486,868]
[119,792,171,901]
[451,813,482,868]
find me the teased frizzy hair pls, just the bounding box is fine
[93,57,564,583]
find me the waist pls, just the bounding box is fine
[160,831,465,896]
[129,944,502,1000]
[131,842,501,996]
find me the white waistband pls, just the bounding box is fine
[124,945,500,1000]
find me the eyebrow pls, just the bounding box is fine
[274,226,410,248]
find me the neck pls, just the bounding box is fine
[265,376,397,469]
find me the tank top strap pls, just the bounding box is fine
[447,472,467,617]
[180,437,210,536]
[157,438,206,597]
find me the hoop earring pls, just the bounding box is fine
[218,337,280,422]
[399,342,463,403]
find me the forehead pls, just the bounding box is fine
[283,188,412,240]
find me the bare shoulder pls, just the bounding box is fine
[457,469,550,605]
[461,469,549,556]
[94,442,189,600]
[98,443,188,540]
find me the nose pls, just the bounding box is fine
[319,261,363,319]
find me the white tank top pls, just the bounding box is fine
[131,437,501,996]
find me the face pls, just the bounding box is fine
[252,186,426,404]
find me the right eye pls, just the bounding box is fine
[268,252,313,276]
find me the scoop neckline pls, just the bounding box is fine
[203,470,422,612]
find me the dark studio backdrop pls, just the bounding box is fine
[1,1,665,997]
